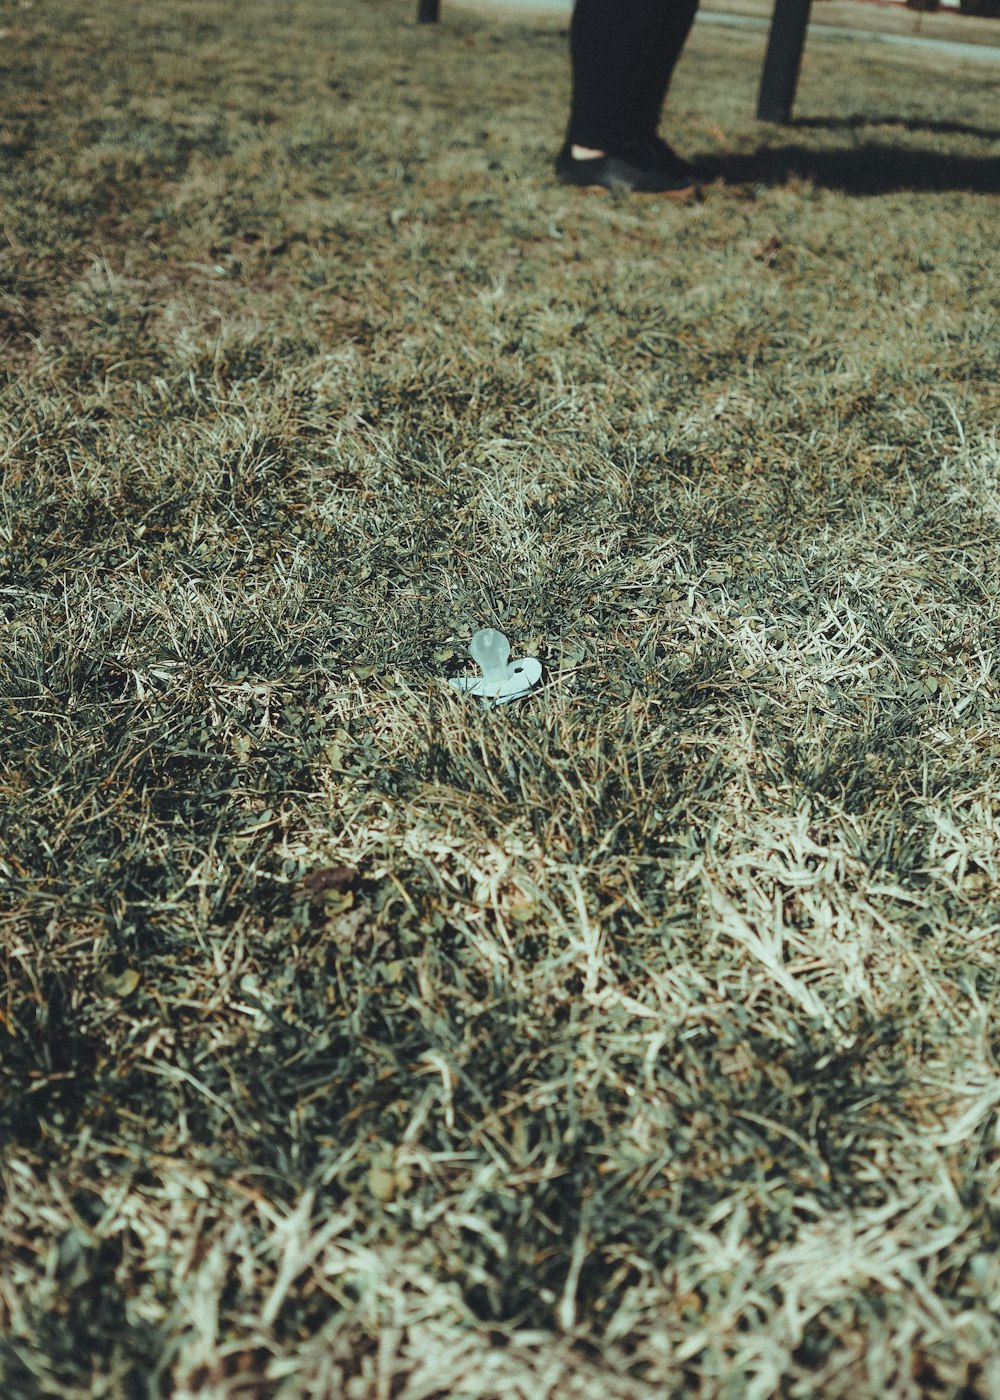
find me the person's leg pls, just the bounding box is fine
[567,0,700,154]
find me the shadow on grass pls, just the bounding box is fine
[792,113,1000,141]
[697,140,1000,194]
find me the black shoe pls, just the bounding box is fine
[639,137,705,185]
[555,137,702,196]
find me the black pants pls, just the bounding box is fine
[567,0,700,150]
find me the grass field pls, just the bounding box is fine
[2,1,999,1395]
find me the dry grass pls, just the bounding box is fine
[2,0,999,1396]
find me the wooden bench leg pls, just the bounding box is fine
[417,0,440,21]
[756,0,813,123]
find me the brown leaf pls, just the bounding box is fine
[299,865,358,898]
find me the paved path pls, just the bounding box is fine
[451,0,1000,62]
[699,9,1000,62]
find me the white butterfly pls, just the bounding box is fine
[448,628,542,708]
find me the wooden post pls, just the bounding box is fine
[417,0,440,21]
[756,0,813,123]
